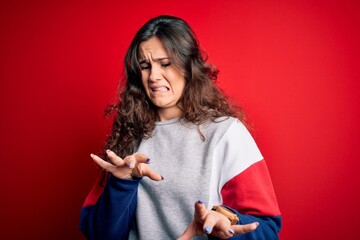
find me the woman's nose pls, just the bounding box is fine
[149,65,162,82]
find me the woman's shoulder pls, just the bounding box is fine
[207,116,252,140]
[211,116,243,128]
[201,116,240,137]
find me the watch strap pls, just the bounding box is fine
[211,205,239,225]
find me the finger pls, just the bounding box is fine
[123,155,137,169]
[133,152,151,164]
[202,212,217,234]
[124,153,150,169]
[106,149,125,167]
[139,165,163,181]
[90,154,116,172]
[232,222,259,235]
[194,200,207,222]
[211,213,234,239]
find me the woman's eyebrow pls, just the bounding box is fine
[154,57,170,61]
[139,57,170,64]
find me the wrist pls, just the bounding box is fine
[211,205,239,225]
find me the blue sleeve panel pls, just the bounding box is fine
[209,208,281,240]
[231,212,282,240]
[79,175,141,240]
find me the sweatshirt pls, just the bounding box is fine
[80,117,281,239]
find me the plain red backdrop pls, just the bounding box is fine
[1,0,359,239]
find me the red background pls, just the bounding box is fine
[1,0,359,239]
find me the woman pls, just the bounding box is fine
[80,15,281,239]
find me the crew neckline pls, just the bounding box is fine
[155,117,180,126]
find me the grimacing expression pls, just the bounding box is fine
[138,37,186,120]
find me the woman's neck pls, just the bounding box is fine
[156,107,183,121]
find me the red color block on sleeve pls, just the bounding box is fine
[221,160,280,216]
[83,174,106,207]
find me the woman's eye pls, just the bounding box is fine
[161,63,171,68]
[141,65,150,70]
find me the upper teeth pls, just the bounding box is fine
[153,87,168,92]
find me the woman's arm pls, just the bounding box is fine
[79,175,141,239]
[80,151,163,239]
[219,159,282,240]
[223,211,281,240]
[180,119,281,239]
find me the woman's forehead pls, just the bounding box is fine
[138,38,170,59]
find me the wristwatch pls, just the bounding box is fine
[211,205,239,225]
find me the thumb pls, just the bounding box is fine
[177,220,197,240]
[132,163,163,181]
[141,165,163,181]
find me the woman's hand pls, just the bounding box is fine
[178,201,259,240]
[90,150,163,181]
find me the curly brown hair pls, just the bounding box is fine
[103,15,244,160]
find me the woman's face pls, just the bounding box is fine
[138,37,186,121]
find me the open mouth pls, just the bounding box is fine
[151,86,170,92]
